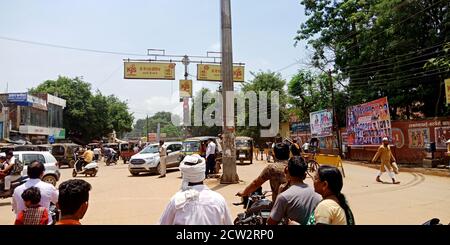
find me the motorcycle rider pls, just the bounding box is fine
[267,156,321,225]
[0,150,23,197]
[237,137,290,202]
[12,161,58,225]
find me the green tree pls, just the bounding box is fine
[29,76,134,143]
[296,0,450,119]
[127,112,182,138]
[189,88,222,137]
[238,71,289,142]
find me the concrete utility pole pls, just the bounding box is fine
[329,69,342,157]
[220,0,239,184]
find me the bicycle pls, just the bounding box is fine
[301,149,320,177]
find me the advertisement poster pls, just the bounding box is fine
[124,62,176,80]
[179,79,192,98]
[408,128,430,148]
[434,126,450,149]
[197,64,245,82]
[346,97,392,145]
[310,109,333,137]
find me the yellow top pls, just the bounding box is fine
[82,150,94,163]
[372,145,395,164]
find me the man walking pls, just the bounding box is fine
[371,137,400,184]
[205,138,216,178]
[158,140,167,178]
[158,154,232,225]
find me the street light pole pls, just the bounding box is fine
[220,0,239,184]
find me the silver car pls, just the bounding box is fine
[1,151,61,186]
[128,142,183,176]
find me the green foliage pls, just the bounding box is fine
[296,0,450,119]
[29,76,134,143]
[189,88,222,137]
[128,111,182,138]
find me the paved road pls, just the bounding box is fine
[1,159,449,224]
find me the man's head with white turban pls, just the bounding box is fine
[179,154,206,190]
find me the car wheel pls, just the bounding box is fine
[130,171,139,176]
[69,160,75,168]
[42,175,57,186]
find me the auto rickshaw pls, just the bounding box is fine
[182,136,223,173]
[119,141,138,164]
[51,143,80,168]
[236,136,253,164]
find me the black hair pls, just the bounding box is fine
[58,179,92,216]
[0,156,6,160]
[27,161,45,179]
[6,150,13,156]
[287,156,307,178]
[21,187,41,205]
[317,165,355,225]
[159,140,164,145]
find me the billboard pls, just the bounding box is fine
[179,79,192,98]
[124,62,176,80]
[310,109,333,137]
[197,64,244,82]
[445,78,450,104]
[346,97,392,146]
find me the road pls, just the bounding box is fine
[1,159,449,225]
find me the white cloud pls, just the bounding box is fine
[208,41,221,52]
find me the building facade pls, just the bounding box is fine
[0,93,66,144]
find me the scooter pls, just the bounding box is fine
[72,158,98,177]
[0,176,29,198]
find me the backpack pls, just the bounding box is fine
[10,159,24,175]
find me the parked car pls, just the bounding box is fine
[128,142,183,176]
[0,151,61,186]
[51,143,79,168]
[236,136,253,164]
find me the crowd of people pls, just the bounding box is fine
[1,134,409,225]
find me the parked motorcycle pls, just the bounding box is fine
[233,187,273,225]
[72,158,98,177]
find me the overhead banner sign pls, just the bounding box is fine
[179,79,192,98]
[197,64,244,82]
[124,62,176,80]
[346,97,392,146]
[310,109,333,137]
[445,78,450,104]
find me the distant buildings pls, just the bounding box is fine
[0,93,66,144]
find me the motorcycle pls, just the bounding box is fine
[72,157,98,177]
[0,176,29,198]
[233,187,273,225]
[105,153,118,166]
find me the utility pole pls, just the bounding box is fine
[329,69,342,157]
[182,55,190,138]
[146,114,149,142]
[220,0,239,184]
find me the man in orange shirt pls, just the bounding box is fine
[371,137,400,184]
[56,179,92,225]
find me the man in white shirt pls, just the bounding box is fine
[205,139,216,178]
[158,154,232,225]
[158,140,167,178]
[1,150,22,194]
[12,161,58,225]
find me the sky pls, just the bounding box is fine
[0,0,310,120]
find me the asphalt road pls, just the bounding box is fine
[1,159,449,225]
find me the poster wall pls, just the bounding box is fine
[408,128,430,148]
[310,109,333,137]
[346,97,392,145]
[434,126,450,149]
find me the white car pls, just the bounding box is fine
[128,142,183,176]
[0,151,61,186]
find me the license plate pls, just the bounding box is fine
[239,153,246,158]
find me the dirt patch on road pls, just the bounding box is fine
[345,160,450,178]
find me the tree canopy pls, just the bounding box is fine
[29,76,134,143]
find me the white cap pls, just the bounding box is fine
[382,137,389,141]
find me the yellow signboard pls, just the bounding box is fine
[445,78,450,104]
[197,64,244,82]
[179,79,192,98]
[124,62,176,80]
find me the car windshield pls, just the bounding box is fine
[140,145,159,154]
[183,141,200,152]
[236,140,250,147]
